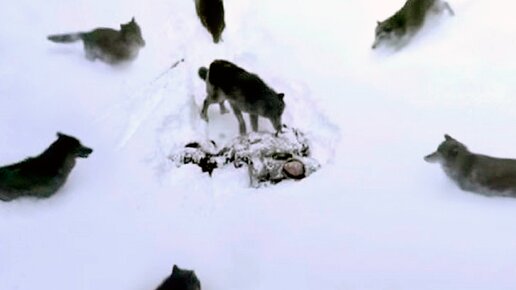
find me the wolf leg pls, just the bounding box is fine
[230,103,247,135]
[270,117,283,136]
[433,0,454,15]
[250,114,259,132]
[201,98,214,121]
[443,2,455,16]
[84,45,97,61]
[219,101,229,114]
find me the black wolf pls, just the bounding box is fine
[155,265,201,290]
[372,0,453,49]
[425,134,516,197]
[47,18,145,64]
[198,60,285,135]
[195,0,225,43]
[0,133,93,202]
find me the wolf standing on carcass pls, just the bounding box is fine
[194,0,226,43]
[372,0,453,49]
[47,18,145,64]
[0,133,93,202]
[425,134,516,197]
[198,60,286,135]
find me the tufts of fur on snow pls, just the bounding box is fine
[169,127,321,187]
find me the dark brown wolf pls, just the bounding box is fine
[195,0,225,43]
[198,60,285,135]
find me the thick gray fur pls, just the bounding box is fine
[372,0,453,49]
[0,133,92,202]
[198,59,285,135]
[47,17,145,64]
[425,134,516,197]
[195,0,225,43]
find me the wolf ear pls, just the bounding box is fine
[131,17,135,23]
[278,93,285,100]
[172,265,179,274]
[57,132,65,138]
[444,134,454,141]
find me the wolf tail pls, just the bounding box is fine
[198,67,208,80]
[47,33,83,43]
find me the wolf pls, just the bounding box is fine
[0,133,93,202]
[47,18,145,64]
[198,59,285,135]
[155,265,201,290]
[425,134,516,197]
[372,0,453,49]
[195,0,225,43]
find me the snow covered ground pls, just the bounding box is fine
[2,0,516,289]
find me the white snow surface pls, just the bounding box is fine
[2,0,516,289]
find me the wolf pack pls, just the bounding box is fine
[2,0,516,288]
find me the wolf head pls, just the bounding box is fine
[157,265,201,290]
[270,93,286,132]
[121,17,145,47]
[424,134,469,165]
[55,132,93,158]
[372,20,403,49]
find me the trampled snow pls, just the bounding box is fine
[2,0,516,289]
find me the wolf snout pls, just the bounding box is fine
[371,39,380,49]
[424,152,439,163]
[78,147,93,158]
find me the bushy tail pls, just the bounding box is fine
[198,67,208,80]
[47,33,83,43]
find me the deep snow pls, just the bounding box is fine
[2,0,516,289]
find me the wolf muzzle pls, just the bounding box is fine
[424,152,440,163]
[77,146,93,158]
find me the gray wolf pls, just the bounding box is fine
[47,18,145,64]
[372,0,453,49]
[425,134,516,197]
[0,133,93,202]
[155,265,201,290]
[198,59,285,135]
[195,0,225,43]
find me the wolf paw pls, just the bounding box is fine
[200,112,209,122]
[220,107,229,114]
